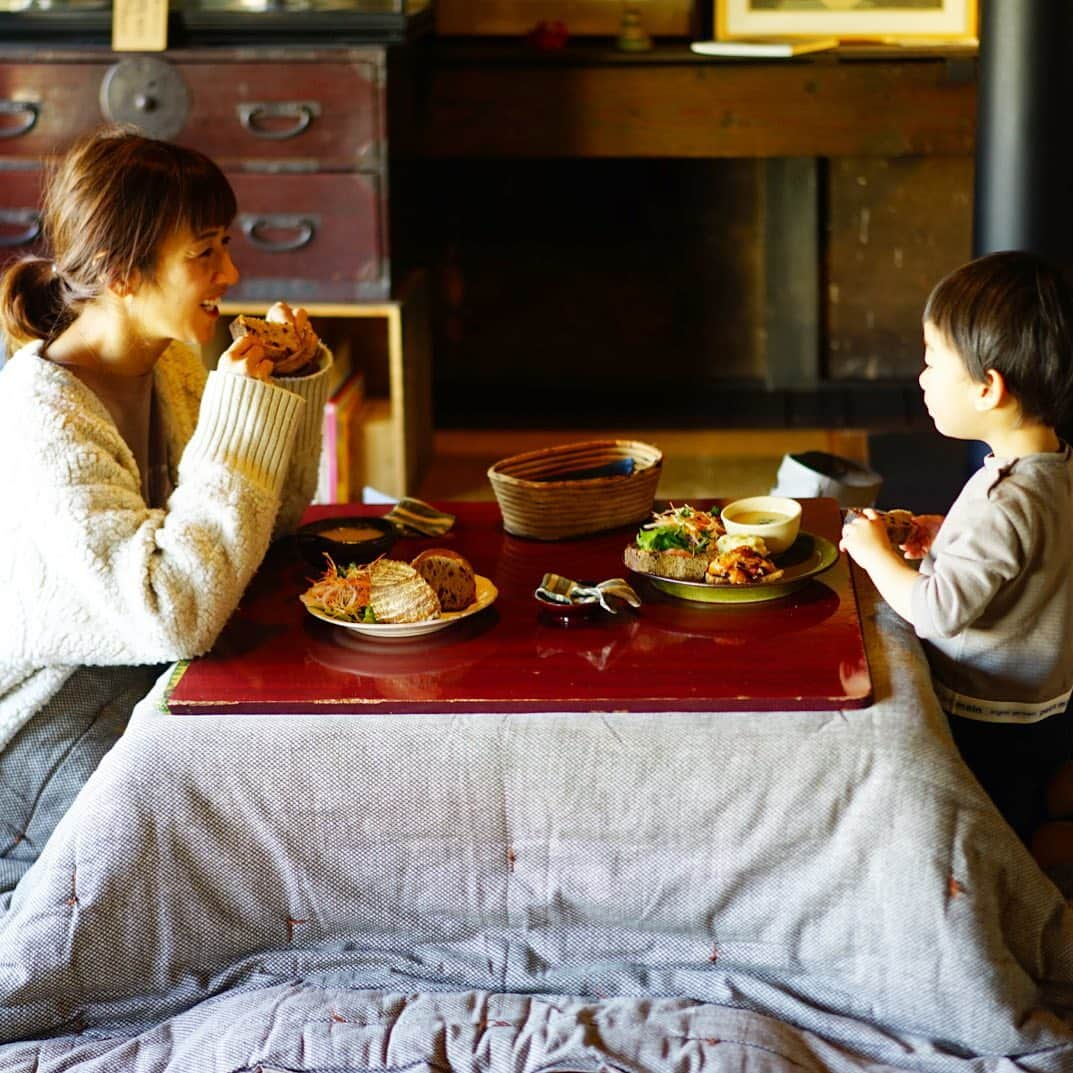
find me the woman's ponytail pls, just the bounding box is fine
[0,257,68,353]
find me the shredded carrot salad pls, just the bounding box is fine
[299,556,376,623]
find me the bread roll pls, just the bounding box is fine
[410,548,477,612]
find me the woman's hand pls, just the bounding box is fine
[266,299,309,335]
[265,301,317,376]
[901,514,944,560]
[217,334,273,381]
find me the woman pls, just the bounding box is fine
[0,127,331,894]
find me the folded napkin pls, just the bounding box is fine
[535,573,641,614]
[383,497,456,537]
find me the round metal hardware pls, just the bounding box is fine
[0,100,40,140]
[0,209,42,248]
[99,57,190,141]
[239,214,318,253]
[237,101,321,141]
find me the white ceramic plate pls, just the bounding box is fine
[304,574,498,638]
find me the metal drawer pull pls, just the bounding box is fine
[0,209,42,247]
[237,101,321,140]
[0,100,40,139]
[239,213,318,252]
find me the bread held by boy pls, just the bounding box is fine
[844,508,914,546]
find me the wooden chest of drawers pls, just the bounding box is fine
[0,47,391,301]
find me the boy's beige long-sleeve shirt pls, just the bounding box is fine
[911,446,1073,722]
[0,340,331,750]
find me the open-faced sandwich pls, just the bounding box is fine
[623,504,726,581]
[624,504,784,586]
[230,301,321,377]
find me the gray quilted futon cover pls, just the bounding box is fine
[0,585,1072,1072]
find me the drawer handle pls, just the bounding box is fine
[237,101,321,141]
[0,209,42,247]
[239,213,318,252]
[0,100,40,139]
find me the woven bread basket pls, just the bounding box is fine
[487,439,663,540]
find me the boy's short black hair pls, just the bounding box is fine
[923,250,1073,433]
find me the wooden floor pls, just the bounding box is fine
[415,427,870,503]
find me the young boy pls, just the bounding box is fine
[841,250,1073,841]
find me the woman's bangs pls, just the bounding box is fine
[185,168,238,234]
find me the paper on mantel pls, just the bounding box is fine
[112,0,168,52]
[691,37,838,58]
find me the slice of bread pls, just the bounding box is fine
[623,544,717,582]
[229,310,320,375]
[845,508,914,546]
[410,548,477,611]
[879,509,914,545]
[229,314,301,359]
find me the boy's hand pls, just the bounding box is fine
[840,508,922,622]
[217,334,273,381]
[840,510,901,570]
[901,514,944,560]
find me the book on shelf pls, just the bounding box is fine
[358,398,395,501]
[322,332,355,396]
[314,370,366,505]
[690,37,839,58]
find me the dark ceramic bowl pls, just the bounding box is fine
[533,589,600,623]
[296,515,398,569]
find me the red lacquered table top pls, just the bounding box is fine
[167,498,873,714]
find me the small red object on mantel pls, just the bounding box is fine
[526,19,569,50]
[167,498,873,716]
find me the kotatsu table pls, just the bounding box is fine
[2,500,1073,1072]
[168,497,872,714]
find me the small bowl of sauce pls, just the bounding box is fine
[296,515,398,568]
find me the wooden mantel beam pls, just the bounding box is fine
[410,45,977,159]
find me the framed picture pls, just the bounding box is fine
[717,0,977,43]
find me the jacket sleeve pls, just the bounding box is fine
[11,366,304,666]
[271,345,333,536]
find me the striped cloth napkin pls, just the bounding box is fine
[535,573,641,614]
[383,497,456,537]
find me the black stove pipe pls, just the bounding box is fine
[973,0,1073,263]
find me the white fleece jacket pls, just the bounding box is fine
[0,340,332,750]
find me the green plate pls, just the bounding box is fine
[635,531,839,604]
